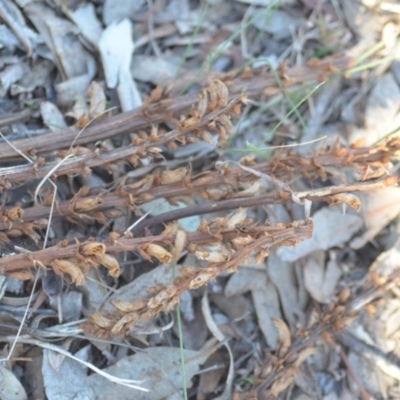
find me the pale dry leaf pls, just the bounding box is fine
[48,290,83,321]
[303,251,341,303]
[87,347,209,399]
[267,251,305,329]
[251,278,282,350]
[88,81,106,119]
[102,0,145,26]
[370,235,400,277]
[225,268,267,296]
[46,16,88,80]
[42,345,94,400]
[210,293,248,321]
[40,101,67,131]
[131,55,180,85]
[251,9,303,39]
[67,3,103,48]
[349,73,400,145]
[0,367,27,400]
[98,18,142,111]
[201,290,234,400]
[351,188,400,249]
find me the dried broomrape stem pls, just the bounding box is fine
[0,138,398,234]
[0,213,313,279]
[80,217,313,338]
[0,55,353,163]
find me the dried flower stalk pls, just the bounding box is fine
[0,55,353,163]
[0,138,398,235]
[81,217,313,337]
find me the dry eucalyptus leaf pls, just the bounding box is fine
[40,101,67,131]
[102,0,145,26]
[251,9,303,39]
[87,347,209,399]
[267,251,305,328]
[67,3,103,49]
[48,290,83,321]
[99,18,142,111]
[210,293,248,321]
[251,278,282,350]
[370,235,400,277]
[131,55,179,85]
[46,17,87,80]
[42,345,94,400]
[224,268,267,297]
[303,251,341,303]
[0,368,27,400]
[351,188,400,249]
[88,81,106,119]
[278,208,363,262]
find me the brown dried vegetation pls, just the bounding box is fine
[0,54,399,396]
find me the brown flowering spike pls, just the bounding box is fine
[80,217,314,338]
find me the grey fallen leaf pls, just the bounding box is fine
[303,251,341,303]
[224,267,267,297]
[10,58,53,95]
[278,208,363,262]
[88,81,106,119]
[251,276,282,350]
[102,0,145,26]
[56,74,93,108]
[99,19,141,111]
[67,3,103,49]
[48,290,83,322]
[0,0,40,56]
[252,9,303,40]
[350,72,400,145]
[0,24,21,51]
[0,368,27,400]
[211,293,248,321]
[131,55,179,85]
[99,19,133,89]
[351,188,400,249]
[42,345,94,400]
[87,347,209,400]
[80,267,109,316]
[365,73,400,143]
[267,251,305,328]
[0,60,26,96]
[347,351,384,398]
[46,16,87,80]
[40,101,67,131]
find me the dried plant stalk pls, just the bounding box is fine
[0,55,353,163]
[0,138,398,234]
[82,218,313,337]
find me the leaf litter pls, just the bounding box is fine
[0,0,400,399]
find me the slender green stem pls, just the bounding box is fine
[175,0,210,78]
[172,263,188,400]
[180,2,277,94]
